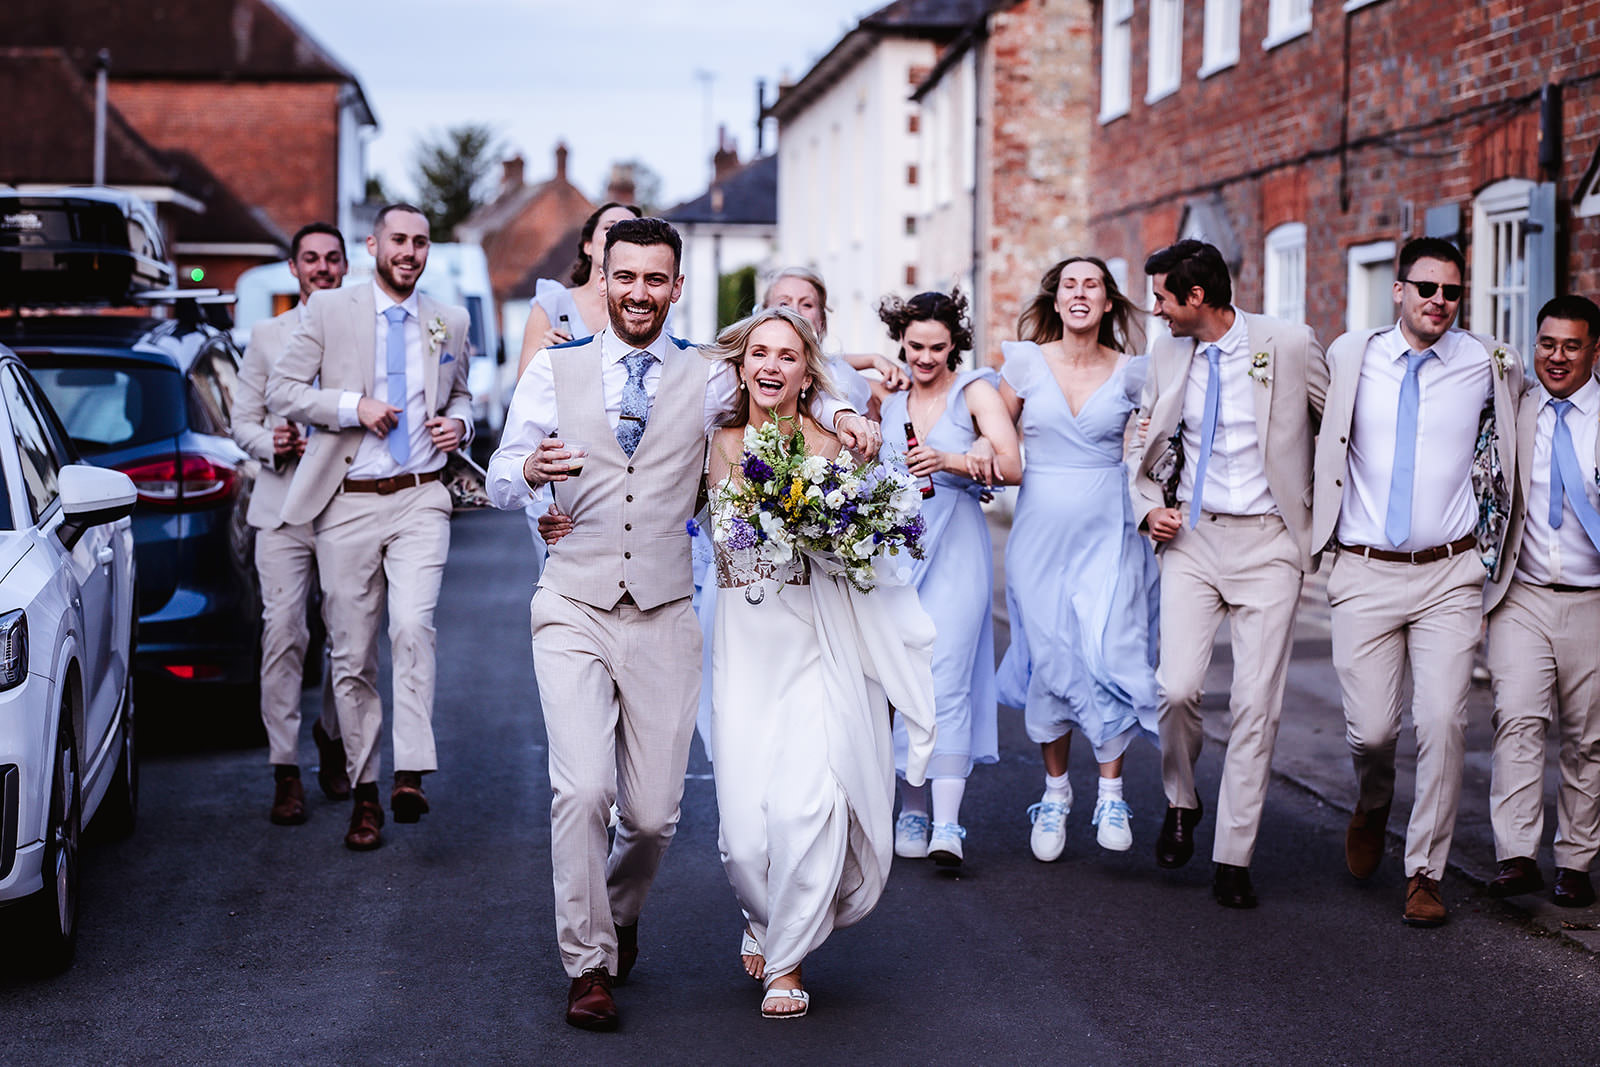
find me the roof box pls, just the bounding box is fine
[0,188,175,306]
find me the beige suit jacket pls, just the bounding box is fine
[1311,327,1523,570]
[267,283,473,526]
[233,307,302,530]
[1128,310,1327,572]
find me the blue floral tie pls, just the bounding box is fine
[616,351,652,457]
[1384,348,1434,546]
[383,306,410,465]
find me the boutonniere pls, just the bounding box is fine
[1490,346,1511,380]
[427,315,448,357]
[1248,351,1272,387]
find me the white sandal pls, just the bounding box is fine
[760,987,810,1019]
[739,928,764,981]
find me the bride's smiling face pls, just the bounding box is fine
[741,319,813,414]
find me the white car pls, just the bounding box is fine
[0,348,138,975]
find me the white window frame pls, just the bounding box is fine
[1200,0,1241,78]
[1146,0,1183,105]
[1100,0,1134,122]
[1263,222,1307,324]
[1342,0,1386,11]
[1471,178,1535,356]
[1263,0,1312,50]
[1345,239,1396,332]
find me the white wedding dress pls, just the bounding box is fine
[709,484,938,986]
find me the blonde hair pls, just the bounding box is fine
[760,266,830,338]
[703,306,838,428]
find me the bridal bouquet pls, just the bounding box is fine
[711,417,925,592]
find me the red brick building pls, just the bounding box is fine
[1086,0,1600,356]
[456,145,596,312]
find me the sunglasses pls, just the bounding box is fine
[1400,278,1463,302]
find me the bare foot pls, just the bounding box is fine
[761,967,808,1017]
[740,928,765,981]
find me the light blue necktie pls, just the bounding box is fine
[383,305,410,465]
[1547,399,1600,552]
[1384,348,1434,546]
[616,351,652,457]
[1187,344,1222,528]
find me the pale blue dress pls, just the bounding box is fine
[995,341,1159,762]
[881,369,1001,780]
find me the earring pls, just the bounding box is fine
[739,379,746,391]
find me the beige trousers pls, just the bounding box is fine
[254,521,337,766]
[313,480,452,785]
[1157,512,1303,868]
[1328,548,1483,880]
[531,590,702,979]
[1486,580,1600,870]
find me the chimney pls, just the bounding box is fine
[607,163,637,206]
[554,142,569,183]
[713,126,741,183]
[500,154,525,192]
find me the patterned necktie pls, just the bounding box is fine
[383,305,410,465]
[1187,344,1222,528]
[616,351,653,457]
[1384,348,1434,546]
[1547,399,1600,552]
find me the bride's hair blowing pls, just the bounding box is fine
[703,306,839,428]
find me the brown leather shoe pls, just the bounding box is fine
[566,966,618,1031]
[1345,804,1390,879]
[391,770,430,823]
[615,922,638,985]
[1155,799,1203,869]
[312,720,351,800]
[344,798,385,851]
[1403,873,1447,927]
[270,776,307,825]
[1553,867,1597,908]
[1487,856,1544,898]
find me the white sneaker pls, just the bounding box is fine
[929,822,967,867]
[894,811,931,858]
[1092,796,1133,852]
[1027,784,1073,862]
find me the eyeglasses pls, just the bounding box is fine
[1535,337,1594,356]
[1400,278,1463,302]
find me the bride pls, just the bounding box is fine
[702,306,937,1018]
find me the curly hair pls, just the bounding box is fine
[702,306,838,428]
[569,201,642,286]
[1017,256,1139,352]
[877,288,973,371]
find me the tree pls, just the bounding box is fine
[718,267,757,330]
[411,123,500,240]
[363,174,392,204]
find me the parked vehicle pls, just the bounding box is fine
[0,345,138,974]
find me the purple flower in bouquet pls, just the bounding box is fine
[726,517,759,550]
[741,453,775,483]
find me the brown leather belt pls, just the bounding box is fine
[1339,534,1476,564]
[1546,583,1600,593]
[341,470,443,495]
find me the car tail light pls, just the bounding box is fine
[116,454,239,508]
[163,664,224,681]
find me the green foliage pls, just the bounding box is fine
[411,123,500,240]
[718,266,758,330]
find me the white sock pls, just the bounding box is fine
[1043,772,1071,802]
[899,780,929,818]
[1098,776,1124,801]
[931,777,967,827]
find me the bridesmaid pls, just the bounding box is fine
[878,289,1020,868]
[996,257,1160,860]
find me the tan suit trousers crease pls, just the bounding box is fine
[1156,512,1304,868]
[1328,548,1483,879]
[531,590,702,979]
[1486,580,1600,870]
[255,520,337,766]
[313,480,452,785]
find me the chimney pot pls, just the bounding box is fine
[501,155,525,191]
[555,142,569,181]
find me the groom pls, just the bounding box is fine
[487,217,879,1031]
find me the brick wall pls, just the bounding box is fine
[111,81,342,237]
[481,183,595,303]
[1087,0,1600,346]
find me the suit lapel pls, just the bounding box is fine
[418,293,440,415]
[351,284,376,395]
[1244,312,1274,442]
[1145,336,1193,470]
[1517,390,1539,510]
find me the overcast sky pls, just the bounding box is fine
[273,0,880,207]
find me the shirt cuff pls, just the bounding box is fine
[338,391,361,429]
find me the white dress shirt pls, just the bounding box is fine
[1176,309,1277,516]
[337,281,449,479]
[1514,377,1600,587]
[487,328,855,509]
[1339,325,1492,551]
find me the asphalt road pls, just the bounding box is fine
[3,507,1598,1065]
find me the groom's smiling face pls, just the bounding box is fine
[603,241,681,347]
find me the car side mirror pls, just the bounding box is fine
[57,464,137,550]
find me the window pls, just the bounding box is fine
[3,367,62,522]
[1471,180,1533,357]
[905,216,917,236]
[907,164,919,186]
[1201,0,1240,77]
[905,265,919,287]
[1100,0,1133,121]
[27,360,186,454]
[1345,240,1397,332]
[908,113,920,135]
[1147,0,1183,103]
[1264,0,1312,49]
[1263,223,1307,324]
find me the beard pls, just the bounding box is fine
[608,292,669,348]
[376,254,420,298]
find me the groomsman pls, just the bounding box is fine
[269,203,474,851]
[1483,295,1600,910]
[1130,239,1327,909]
[233,222,350,823]
[1312,236,1523,926]
[488,217,878,1030]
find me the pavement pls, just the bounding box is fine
[988,506,1600,954]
